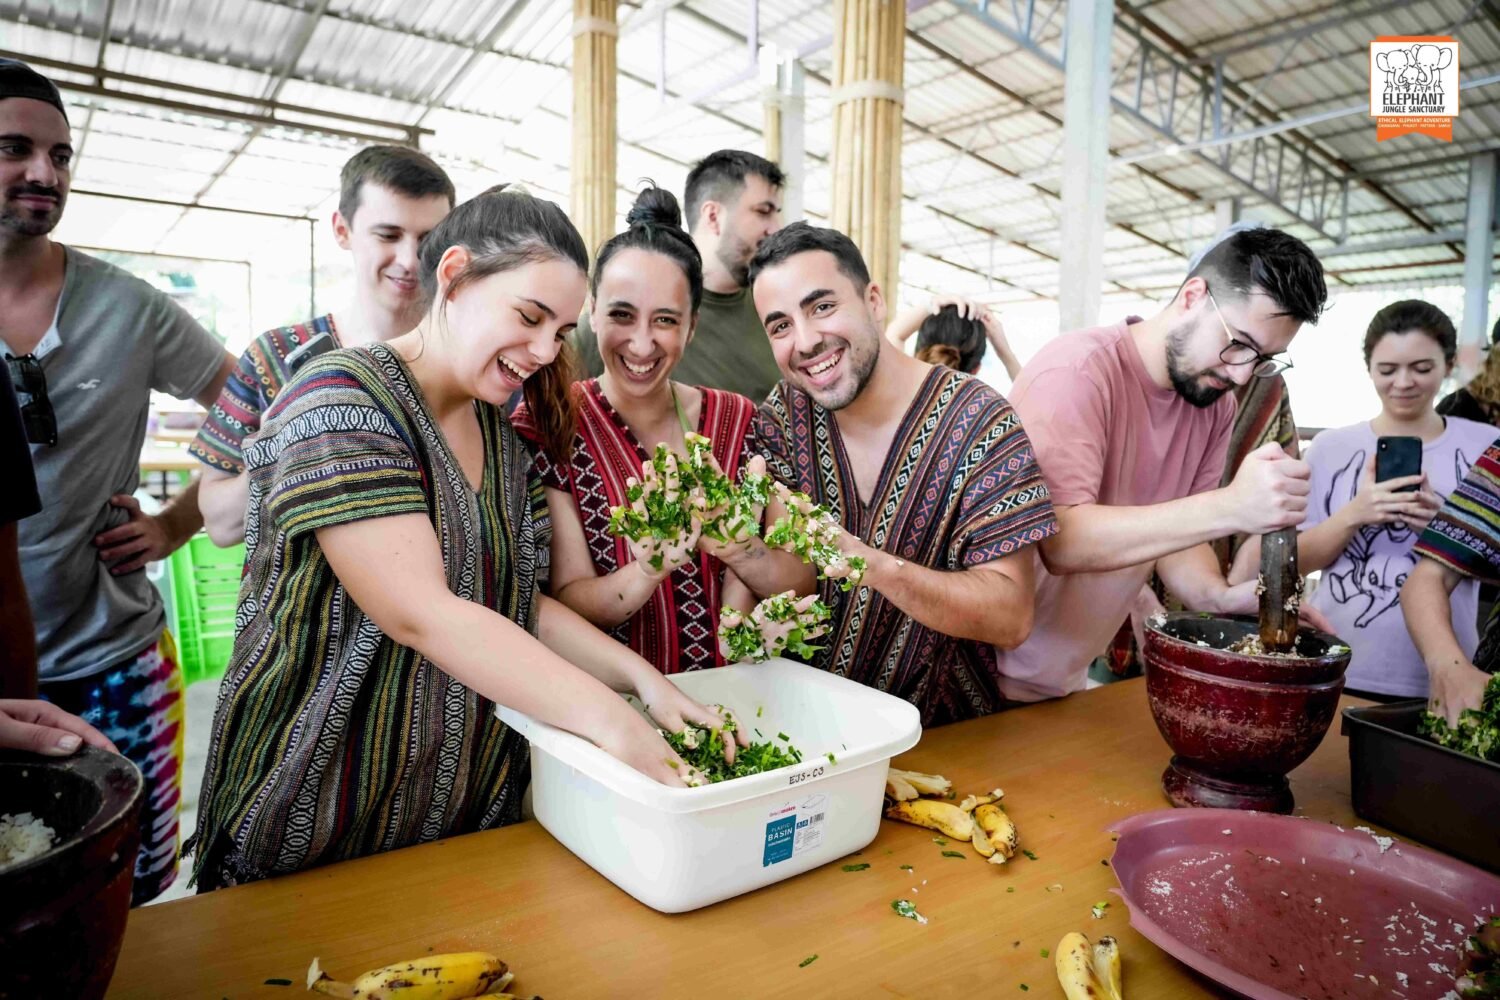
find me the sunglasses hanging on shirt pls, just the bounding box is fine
[5,353,58,447]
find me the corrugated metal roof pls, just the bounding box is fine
[0,0,1494,307]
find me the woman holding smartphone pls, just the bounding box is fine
[1231,300,1495,699]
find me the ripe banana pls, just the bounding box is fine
[883,798,974,841]
[957,788,1003,812]
[1055,932,1123,1000]
[887,767,952,797]
[308,952,511,1000]
[973,803,1018,864]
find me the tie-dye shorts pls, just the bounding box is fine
[40,632,184,906]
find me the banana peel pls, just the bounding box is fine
[1055,932,1123,1000]
[973,803,1018,863]
[957,788,1003,812]
[887,767,952,798]
[308,953,528,1000]
[885,772,921,801]
[883,798,974,841]
[970,818,996,858]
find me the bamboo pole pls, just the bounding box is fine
[572,0,618,259]
[830,0,904,312]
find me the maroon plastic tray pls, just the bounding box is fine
[1110,808,1500,999]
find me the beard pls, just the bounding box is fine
[797,330,880,412]
[1165,320,1232,409]
[716,231,756,288]
[0,184,65,237]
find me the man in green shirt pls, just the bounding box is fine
[572,149,785,401]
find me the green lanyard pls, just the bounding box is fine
[670,383,693,434]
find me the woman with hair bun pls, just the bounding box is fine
[514,184,811,674]
[190,187,745,890]
[885,296,1020,379]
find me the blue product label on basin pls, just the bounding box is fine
[763,814,796,866]
[763,795,828,867]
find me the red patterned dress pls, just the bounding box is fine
[512,379,755,673]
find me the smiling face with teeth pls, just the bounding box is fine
[334,182,453,332]
[753,248,885,412]
[593,247,697,400]
[428,246,586,407]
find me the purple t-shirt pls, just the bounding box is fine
[1304,417,1496,697]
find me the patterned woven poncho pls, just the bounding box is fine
[190,344,542,887]
[752,366,1058,725]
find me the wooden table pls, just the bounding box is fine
[109,680,1378,999]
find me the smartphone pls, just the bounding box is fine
[1376,436,1422,492]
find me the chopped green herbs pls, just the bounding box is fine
[757,705,763,717]
[932,836,949,846]
[264,980,293,987]
[719,593,832,662]
[842,863,871,872]
[1040,948,1050,958]
[1007,886,1015,893]
[891,899,926,923]
[1091,901,1110,919]
[826,752,838,765]
[941,850,966,859]
[1021,849,1038,861]
[900,864,914,871]
[661,724,803,783]
[1419,672,1500,761]
[799,955,819,968]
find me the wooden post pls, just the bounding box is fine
[572,0,618,259]
[830,0,904,313]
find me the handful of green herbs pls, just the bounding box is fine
[718,591,832,663]
[1418,672,1500,762]
[764,482,867,591]
[662,719,805,783]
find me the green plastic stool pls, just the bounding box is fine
[168,534,245,687]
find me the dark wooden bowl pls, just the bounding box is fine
[1147,612,1348,684]
[0,746,143,1000]
[1144,612,1350,813]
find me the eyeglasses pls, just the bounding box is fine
[1206,290,1293,378]
[5,353,57,446]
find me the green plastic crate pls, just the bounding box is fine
[168,533,244,686]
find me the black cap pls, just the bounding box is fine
[0,58,68,123]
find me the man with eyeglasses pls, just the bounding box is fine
[0,59,235,903]
[994,226,1331,703]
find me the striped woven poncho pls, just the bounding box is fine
[189,343,543,888]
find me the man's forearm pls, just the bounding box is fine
[1156,543,1231,612]
[1041,492,1238,575]
[863,549,1033,648]
[197,470,249,547]
[157,477,207,552]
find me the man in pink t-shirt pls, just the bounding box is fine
[998,227,1331,702]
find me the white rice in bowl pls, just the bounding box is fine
[0,812,58,868]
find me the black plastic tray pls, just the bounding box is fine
[1341,700,1500,873]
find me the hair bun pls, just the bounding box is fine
[626,183,684,230]
[917,343,964,370]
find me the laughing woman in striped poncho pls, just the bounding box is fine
[189,188,744,890]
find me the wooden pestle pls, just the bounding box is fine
[1258,527,1301,652]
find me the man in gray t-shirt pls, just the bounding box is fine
[0,59,234,903]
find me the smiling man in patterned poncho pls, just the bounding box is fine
[747,223,1058,725]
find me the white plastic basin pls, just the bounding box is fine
[497,658,922,913]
